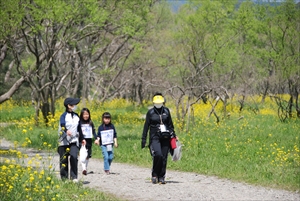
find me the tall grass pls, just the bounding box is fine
[0,96,299,194]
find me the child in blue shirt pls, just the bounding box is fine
[95,112,118,174]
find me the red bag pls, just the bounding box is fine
[170,137,177,149]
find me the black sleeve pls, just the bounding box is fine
[91,121,97,139]
[96,125,102,139]
[112,124,117,138]
[78,121,84,142]
[166,108,176,137]
[141,110,151,147]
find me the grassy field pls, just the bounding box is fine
[0,96,299,200]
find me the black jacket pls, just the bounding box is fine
[141,106,175,148]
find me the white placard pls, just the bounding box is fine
[107,144,112,151]
[81,124,93,138]
[160,124,167,132]
[100,129,114,145]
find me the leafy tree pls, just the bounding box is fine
[0,0,157,124]
[252,0,300,118]
[0,0,29,103]
[163,0,238,127]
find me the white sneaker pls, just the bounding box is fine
[72,179,78,183]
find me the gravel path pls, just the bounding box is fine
[1,138,299,201]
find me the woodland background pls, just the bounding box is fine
[0,0,299,124]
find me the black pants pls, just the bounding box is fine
[57,143,79,180]
[150,137,170,179]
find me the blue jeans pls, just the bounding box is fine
[101,145,114,171]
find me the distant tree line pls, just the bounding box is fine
[0,0,299,125]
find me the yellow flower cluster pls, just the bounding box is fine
[170,95,299,171]
[270,140,300,167]
[0,149,59,200]
[1,95,299,191]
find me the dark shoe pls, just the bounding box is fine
[82,170,87,175]
[88,171,94,174]
[151,177,157,184]
[105,170,110,175]
[158,177,166,184]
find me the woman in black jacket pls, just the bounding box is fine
[141,93,177,184]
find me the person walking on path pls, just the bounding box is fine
[141,92,178,184]
[57,97,86,182]
[95,112,118,174]
[79,108,96,175]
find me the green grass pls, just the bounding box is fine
[168,115,300,190]
[0,99,299,194]
[0,104,34,122]
[114,110,300,191]
[113,111,299,191]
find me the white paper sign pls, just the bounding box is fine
[160,124,167,132]
[82,124,93,138]
[100,129,114,145]
[107,144,112,151]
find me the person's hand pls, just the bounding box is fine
[141,140,146,149]
[82,139,86,145]
[95,139,99,145]
[66,130,72,136]
[114,143,118,148]
[176,136,179,140]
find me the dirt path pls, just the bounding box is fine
[0,138,299,201]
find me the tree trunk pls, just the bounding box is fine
[288,96,293,118]
[208,97,220,123]
[295,87,300,118]
[41,100,51,124]
[261,79,269,104]
[50,84,56,117]
[34,100,40,126]
[296,95,300,118]
[137,73,143,105]
[0,44,7,67]
[0,76,25,103]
